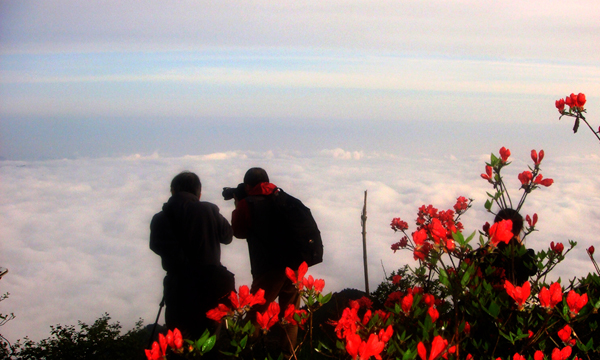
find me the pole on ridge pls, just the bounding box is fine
[361,190,370,295]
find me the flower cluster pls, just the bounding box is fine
[390,197,470,261]
[206,285,266,322]
[331,299,394,360]
[556,93,586,113]
[145,328,183,360]
[505,280,531,310]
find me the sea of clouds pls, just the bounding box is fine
[1,148,599,342]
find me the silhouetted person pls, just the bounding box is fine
[231,167,301,357]
[150,171,234,342]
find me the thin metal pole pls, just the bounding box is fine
[361,190,370,295]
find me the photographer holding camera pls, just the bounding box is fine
[229,167,301,356]
[150,171,235,344]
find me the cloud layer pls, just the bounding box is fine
[1,149,599,342]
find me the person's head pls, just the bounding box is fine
[494,208,523,239]
[170,171,201,197]
[243,167,269,188]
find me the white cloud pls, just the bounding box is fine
[1,150,599,342]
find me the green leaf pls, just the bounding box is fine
[201,335,216,353]
[239,335,248,349]
[321,292,332,305]
[484,199,493,211]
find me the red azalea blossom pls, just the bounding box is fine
[285,262,309,288]
[392,275,402,285]
[417,335,448,360]
[551,346,572,360]
[391,218,409,231]
[556,98,566,113]
[206,303,231,321]
[357,296,373,309]
[401,293,414,314]
[550,241,564,255]
[566,290,588,317]
[588,246,595,256]
[499,146,511,163]
[539,282,563,310]
[513,353,526,360]
[534,174,554,187]
[489,219,513,246]
[378,324,394,343]
[391,236,409,253]
[427,306,439,323]
[345,333,362,360]
[283,304,308,328]
[505,280,531,309]
[481,165,493,182]
[229,285,266,311]
[557,324,572,342]
[531,149,545,166]
[577,93,586,108]
[518,171,533,186]
[256,302,280,331]
[359,333,386,360]
[453,196,469,213]
[534,350,544,360]
[526,213,538,228]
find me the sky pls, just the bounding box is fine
[1,0,600,344]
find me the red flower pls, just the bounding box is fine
[417,335,447,360]
[539,282,563,310]
[357,296,373,309]
[499,147,511,163]
[505,280,531,309]
[256,302,280,331]
[464,322,471,334]
[392,275,402,285]
[481,165,493,182]
[283,304,308,328]
[534,350,544,360]
[423,293,435,307]
[588,246,595,256]
[401,293,414,313]
[513,354,526,360]
[518,171,533,186]
[577,93,586,108]
[345,333,362,360]
[229,285,266,311]
[534,174,554,187]
[145,341,164,360]
[360,333,386,360]
[565,95,573,107]
[531,149,545,166]
[566,290,588,317]
[569,93,578,107]
[556,98,565,113]
[427,306,439,323]
[557,324,572,342]
[378,324,394,342]
[551,346,572,360]
[453,196,469,213]
[158,333,168,355]
[526,213,538,228]
[489,219,513,246]
[391,218,409,231]
[391,236,409,253]
[550,242,564,255]
[430,218,448,244]
[206,303,231,321]
[285,262,308,288]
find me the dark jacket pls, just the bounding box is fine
[150,191,234,339]
[150,191,232,274]
[232,183,294,276]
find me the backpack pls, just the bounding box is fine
[270,188,323,267]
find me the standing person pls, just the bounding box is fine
[231,167,302,356]
[150,171,235,342]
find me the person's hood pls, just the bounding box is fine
[247,182,278,196]
[162,191,198,218]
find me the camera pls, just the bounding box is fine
[222,183,247,201]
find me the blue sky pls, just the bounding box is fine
[1,0,600,344]
[1,1,600,160]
